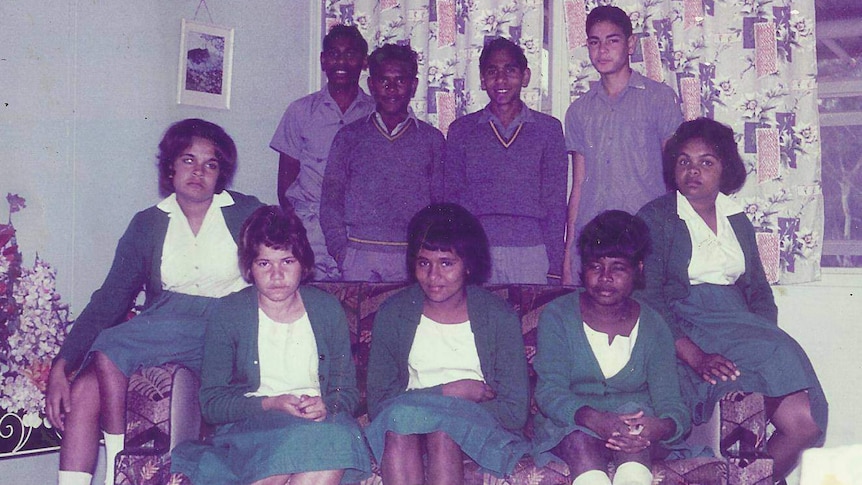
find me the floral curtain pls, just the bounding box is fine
[562,0,821,284]
[323,0,546,135]
[324,0,822,284]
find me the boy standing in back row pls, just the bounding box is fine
[320,44,445,282]
[270,25,375,280]
[445,38,567,284]
[563,5,683,284]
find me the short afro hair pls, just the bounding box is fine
[479,37,528,72]
[322,24,368,56]
[578,210,650,288]
[368,43,419,78]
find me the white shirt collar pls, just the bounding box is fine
[676,191,743,220]
[157,190,235,214]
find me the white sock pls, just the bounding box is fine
[612,461,653,485]
[572,469,613,485]
[103,432,125,485]
[58,470,93,485]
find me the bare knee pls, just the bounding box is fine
[68,372,100,416]
[772,392,822,444]
[426,431,459,454]
[385,431,422,454]
[554,431,608,474]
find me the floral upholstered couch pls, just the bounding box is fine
[115,283,773,485]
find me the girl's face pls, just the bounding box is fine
[581,256,640,307]
[674,137,724,204]
[415,248,468,306]
[172,137,220,205]
[251,245,303,308]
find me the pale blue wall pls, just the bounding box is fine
[0,1,312,482]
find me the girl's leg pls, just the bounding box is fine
[92,351,127,434]
[59,366,101,474]
[611,448,652,485]
[381,431,424,485]
[426,431,464,485]
[93,352,128,485]
[288,470,345,485]
[766,391,821,480]
[553,430,610,479]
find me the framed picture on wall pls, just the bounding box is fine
[177,19,234,109]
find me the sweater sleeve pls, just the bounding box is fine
[198,296,266,425]
[57,212,151,372]
[320,129,350,264]
[643,310,691,444]
[477,296,530,430]
[636,203,689,340]
[316,292,360,416]
[442,121,467,204]
[533,298,587,428]
[366,298,410,420]
[540,118,568,280]
[430,128,447,203]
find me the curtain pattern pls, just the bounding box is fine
[323,0,545,135]
[324,0,822,284]
[562,0,822,284]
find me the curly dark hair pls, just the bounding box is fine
[662,117,747,195]
[577,210,650,288]
[156,119,237,197]
[238,205,315,284]
[323,24,368,56]
[368,43,419,78]
[406,203,491,286]
[479,37,528,72]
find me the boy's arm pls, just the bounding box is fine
[540,120,568,282]
[277,154,300,210]
[270,102,306,209]
[644,314,691,444]
[319,132,350,266]
[442,124,466,203]
[562,151,586,285]
[656,84,684,141]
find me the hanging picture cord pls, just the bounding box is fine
[194,0,214,24]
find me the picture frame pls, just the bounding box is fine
[177,19,234,109]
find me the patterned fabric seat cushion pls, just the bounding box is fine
[119,283,732,485]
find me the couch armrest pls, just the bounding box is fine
[116,363,201,485]
[719,392,767,456]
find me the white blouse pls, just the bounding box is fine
[676,191,746,286]
[407,314,485,390]
[247,309,321,398]
[583,319,640,379]
[158,191,248,297]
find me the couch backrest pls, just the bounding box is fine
[308,282,577,419]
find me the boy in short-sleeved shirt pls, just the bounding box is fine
[270,25,374,280]
[563,6,682,284]
[445,38,567,284]
[320,44,445,282]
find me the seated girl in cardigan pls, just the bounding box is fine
[171,205,370,485]
[532,210,690,485]
[365,203,530,485]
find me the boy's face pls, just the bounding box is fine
[480,49,530,108]
[367,60,418,118]
[320,36,366,89]
[587,21,636,77]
